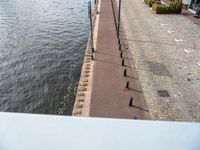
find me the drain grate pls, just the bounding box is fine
[157,90,170,97]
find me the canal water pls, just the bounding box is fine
[0,0,93,115]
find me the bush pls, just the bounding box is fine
[182,4,188,10]
[152,4,157,10]
[175,0,183,13]
[152,0,182,14]
[145,0,156,7]
[152,4,159,12]
[147,0,154,7]
[169,0,183,13]
[155,1,161,5]
[153,4,169,14]
[144,0,148,4]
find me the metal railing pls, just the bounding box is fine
[88,1,94,54]
[111,0,121,38]
[88,0,99,60]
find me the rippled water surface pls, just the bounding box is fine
[0,0,92,115]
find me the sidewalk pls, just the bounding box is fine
[121,0,200,121]
[89,0,150,119]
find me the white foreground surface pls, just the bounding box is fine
[0,112,200,150]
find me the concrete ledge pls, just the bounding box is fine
[72,0,101,117]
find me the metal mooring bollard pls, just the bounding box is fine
[126,81,129,89]
[120,51,123,58]
[119,45,121,51]
[122,59,125,66]
[91,53,94,60]
[118,39,120,45]
[129,97,133,107]
[92,48,95,53]
[123,69,127,77]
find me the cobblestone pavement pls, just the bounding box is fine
[120,0,200,121]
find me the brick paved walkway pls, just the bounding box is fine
[89,0,150,119]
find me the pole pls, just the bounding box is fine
[111,0,117,30]
[88,1,94,53]
[117,0,121,39]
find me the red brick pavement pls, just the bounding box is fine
[89,0,151,119]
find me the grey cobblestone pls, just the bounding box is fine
[121,0,200,122]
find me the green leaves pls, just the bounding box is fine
[152,0,182,14]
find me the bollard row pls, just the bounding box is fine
[73,0,99,116]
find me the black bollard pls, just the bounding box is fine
[92,48,95,53]
[118,39,120,45]
[120,51,123,58]
[91,54,94,60]
[123,69,127,77]
[122,59,125,66]
[129,97,133,107]
[119,44,121,51]
[126,81,129,89]
[133,117,138,119]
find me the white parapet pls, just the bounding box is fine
[0,112,200,150]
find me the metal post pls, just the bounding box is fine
[88,2,90,17]
[126,81,129,89]
[88,1,94,53]
[91,53,94,60]
[129,97,133,107]
[117,0,121,39]
[111,0,117,30]
[122,59,125,66]
[119,45,121,51]
[120,51,123,58]
[123,69,127,77]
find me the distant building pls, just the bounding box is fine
[189,0,200,12]
[183,0,200,12]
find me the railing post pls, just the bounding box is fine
[111,0,117,30]
[117,0,121,39]
[88,1,94,55]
